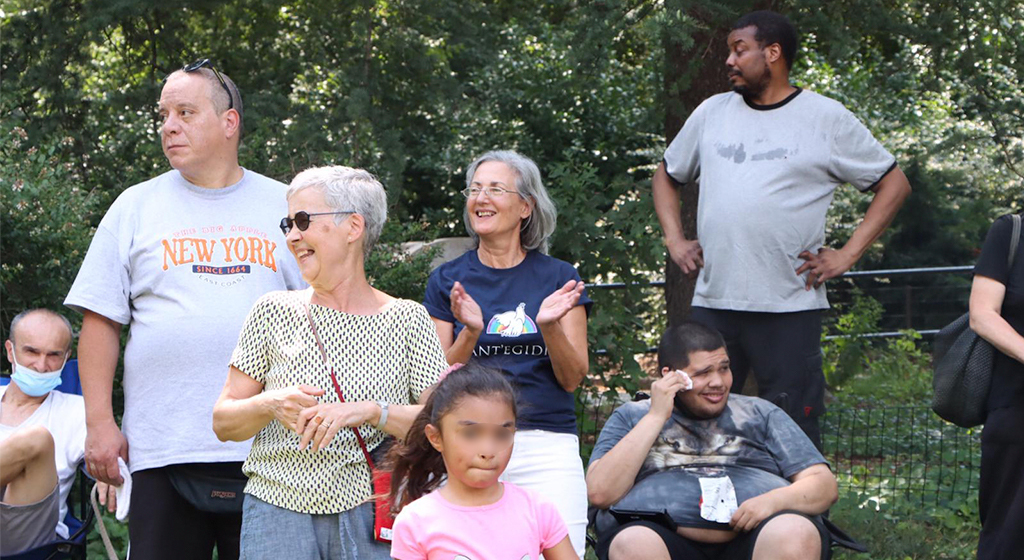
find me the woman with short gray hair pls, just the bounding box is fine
[213,165,447,558]
[423,150,592,558]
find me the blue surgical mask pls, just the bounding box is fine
[10,353,66,397]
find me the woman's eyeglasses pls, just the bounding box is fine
[279,211,355,235]
[461,186,524,199]
[183,59,234,111]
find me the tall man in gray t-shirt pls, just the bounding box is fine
[652,11,911,450]
[65,61,304,559]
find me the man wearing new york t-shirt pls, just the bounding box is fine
[652,11,911,450]
[65,60,303,559]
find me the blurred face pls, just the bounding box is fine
[285,187,355,286]
[158,72,234,178]
[5,314,71,374]
[466,161,532,243]
[427,395,516,495]
[670,347,732,418]
[726,26,772,97]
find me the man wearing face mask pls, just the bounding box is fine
[652,10,911,451]
[586,322,838,560]
[0,309,85,556]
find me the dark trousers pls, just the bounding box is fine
[129,463,243,560]
[978,406,1024,560]
[689,307,825,451]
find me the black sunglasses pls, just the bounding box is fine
[183,58,234,111]
[280,211,355,235]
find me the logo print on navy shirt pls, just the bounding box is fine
[485,303,538,338]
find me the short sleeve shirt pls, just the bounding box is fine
[0,388,86,539]
[973,214,1024,411]
[390,483,568,560]
[589,395,827,532]
[230,290,448,514]
[64,168,306,472]
[423,250,591,434]
[663,89,897,312]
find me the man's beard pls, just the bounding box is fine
[731,63,771,98]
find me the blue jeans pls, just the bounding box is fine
[239,494,389,560]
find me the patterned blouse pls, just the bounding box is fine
[230,290,447,514]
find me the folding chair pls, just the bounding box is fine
[1,359,94,560]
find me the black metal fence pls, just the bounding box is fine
[823,405,980,503]
[589,265,974,342]
[580,266,982,503]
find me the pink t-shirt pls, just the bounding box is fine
[390,482,568,560]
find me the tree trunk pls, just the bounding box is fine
[661,0,770,326]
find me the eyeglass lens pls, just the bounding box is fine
[464,187,512,197]
[279,211,312,235]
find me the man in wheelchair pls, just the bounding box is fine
[0,309,96,556]
[586,322,838,560]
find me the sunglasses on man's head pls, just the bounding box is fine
[279,211,355,235]
[183,58,234,111]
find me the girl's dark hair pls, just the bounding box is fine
[387,361,517,511]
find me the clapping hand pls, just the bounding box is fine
[536,280,585,327]
[450,281,484,333]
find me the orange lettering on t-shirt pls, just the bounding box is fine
[248,237,263,265]
[220,237,234,262]
[233,237,249,262]
[177,239,195,265]
[161,239,178,270]
[192,238,216,262]
[264,240,278,272]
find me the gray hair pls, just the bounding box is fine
[167,67,245,141]
[287,166,388,258]
[463,150,557,253]
[9,309,74,354]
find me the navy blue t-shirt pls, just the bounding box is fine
[423,249,592,434]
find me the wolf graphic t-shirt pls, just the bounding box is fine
[65,169,305,472]
[589,395,827,533]
[423,250,591,434]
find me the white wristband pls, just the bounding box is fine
[375,401,389,430]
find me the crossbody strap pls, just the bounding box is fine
[1009,214,1021,269]
[302,302,376,470]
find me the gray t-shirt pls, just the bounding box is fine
[589,395,827,532]
[664,89,896,312]
[65,169,305,473]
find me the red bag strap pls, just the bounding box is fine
[302,301,376,470]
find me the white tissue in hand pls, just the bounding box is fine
[114,457,132,521]
[674,370,694,391]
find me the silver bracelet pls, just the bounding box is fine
[375,401,389,430]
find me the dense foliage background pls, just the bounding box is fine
[3,0,1022,384]
[3,1,1021,557]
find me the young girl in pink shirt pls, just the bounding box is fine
[388,362,576,560]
